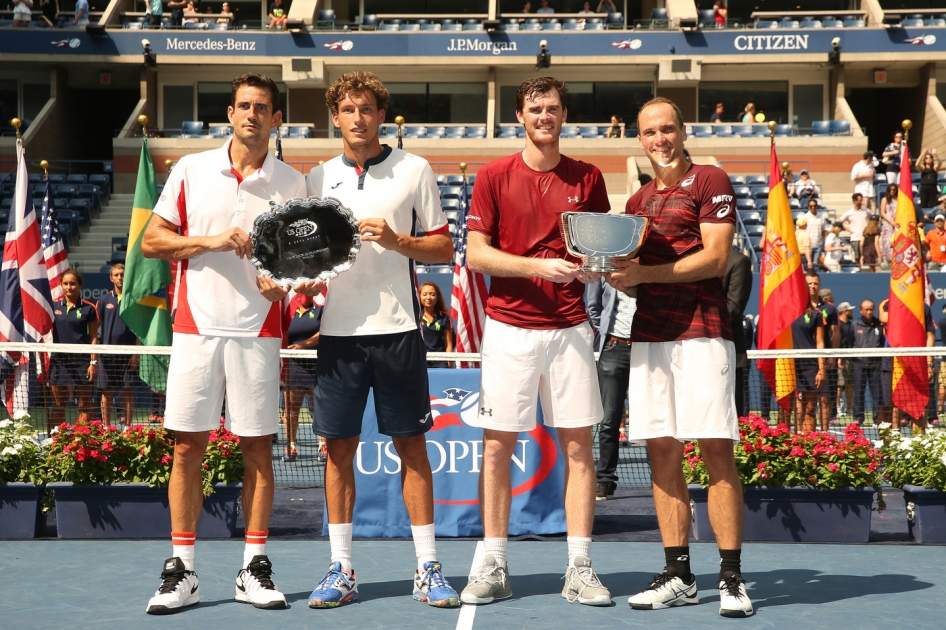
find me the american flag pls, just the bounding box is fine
[449,174,488,367]
[40,180,70,302]
[0,140,54,416]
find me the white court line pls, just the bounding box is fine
[455,540,485,630]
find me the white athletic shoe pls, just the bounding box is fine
[628,571,698,610]
[146,557,200,615]
[235,555,288,609]
[561,556,612,606]
[718,574,754,618]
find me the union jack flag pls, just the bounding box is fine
[0,140,54,416]
[449,174,487,367]
[40,180,70,303]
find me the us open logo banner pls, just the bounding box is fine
[322,369,567,537]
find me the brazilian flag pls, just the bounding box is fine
[119,137,173,393]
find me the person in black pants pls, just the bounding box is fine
[722,249,752,417]
[586,278,634,501]
[851,300,884,425]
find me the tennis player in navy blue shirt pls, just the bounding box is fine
[49,270,99,430]
[96,263,141,425]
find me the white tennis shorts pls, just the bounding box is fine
[164,333,281,436]
[627,337,739,443]
[473,317,603,432]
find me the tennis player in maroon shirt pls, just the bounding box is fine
[459,77,612,607]
[608,98,753,618]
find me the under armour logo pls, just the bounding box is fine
[480,407,493,417]
[567,196,579,203]
[331,181,344,189]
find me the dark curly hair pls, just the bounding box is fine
[515,77,568,112]
[325,71,390,114]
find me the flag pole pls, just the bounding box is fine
[902,118,912,144]
[138,114,148,138]
[395,115,404,149]
[11,117,21,141]
[165,159,174,173]
[40,159,48,180]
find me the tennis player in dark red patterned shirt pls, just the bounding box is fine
[608,97,753,618]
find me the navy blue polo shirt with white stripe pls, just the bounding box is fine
[96,291,138,345]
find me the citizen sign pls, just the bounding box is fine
[734,34,809,51]
[165,37,257,51]
[447,38,519,55]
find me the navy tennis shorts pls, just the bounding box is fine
[49,352,91,387]
[313,329,433,439]
[100,355,140,389]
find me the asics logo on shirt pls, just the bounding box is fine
[567,196,580,203]
[716,204,731,218]
[331,181,344,189]
[681,175,696,187]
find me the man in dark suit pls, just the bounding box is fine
[722,249,752,416]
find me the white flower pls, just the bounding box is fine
[877,422,892,430]
[0,419,12,429]
[898,438,914,451]
[41,438,53,447]
[0,446,16,457]
[941,453,946,467]
[872,440,885,449]
[12,442,23,452]
[50,426,59,435]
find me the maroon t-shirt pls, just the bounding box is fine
[468,152,610,329]
[624,164,736,342]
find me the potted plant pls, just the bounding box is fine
[683,414,883,543]
[45,419,244,539]
[0,418,46,539]
[878,423,946,543]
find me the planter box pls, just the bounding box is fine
[688,485,875,543]
[50,482,242,539]
[0,483,45,539]
[903,485,946,544]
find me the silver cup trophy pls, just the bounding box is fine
[250,196,361,286]
[560,212,649,272]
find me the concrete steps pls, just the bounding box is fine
[68,194,133,273]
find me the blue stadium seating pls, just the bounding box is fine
[444,126,466,138]
[180,120,204,136]
[400,23,421,31]
[901,18,925,27]
[316,9,335,29]
[733,186,752,198]
[360,14,379,30]
[774,124,793,136]
[48,174,66,183]
[607,13,623,29]
[811,120,832,135]
[714,125,734,137]
[829,120,851,135]
[66,174,87,184]
[422,23,442,31]
[698,10,716,27]
[729,175,746,185]
[745,175,767,186]
[744,225,766,237]
[736,199,756,210]
[799,19,822,28]
[649,8,669,29]
[560,126,580,138]
[496,126,518,138]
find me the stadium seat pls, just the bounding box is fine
[755,20,779,28]
[842,18,865,28]
[733,186,752,199]
[445,175,465,186]
[421,23,442,31]
[698,9,716,27]
[821,19,843,28]
[497,126,518,138]
[774,124,793,136]
[441,186,463,200]
[180,120,204,135]
[753,187,770,199]
[560,126,580,138]
[830,120,851,135]
[28,173,42,184]
[287,126,313,138]
[520,22,541,31]
[316,9,336,29]
[901,18,925,27]
[67,198,93,223]
[749,236,764,251]
[401,23,421,31]
[811,120,832,135]
[745,175,766,186]
[606,13,623,29]
[380,23,400,31]
[465,126,487,138]
[541,22,562,30]
[731,124,754,137]
[441,198,461,211]
[736,199,756,210]
[799,19,822,28]
[714,125,734,137]
[462,23,484,31]
[209,125,233,137]
[427,126,446,138]
[442,23,463,31]
[48,174,66,183]
[780,20,800,29]
[926,18,946,26]
[729,175,746,185]
[210,23,228,31]
[360,14,378,30]
[563,21,583,30]
[66,174,87,184]
[444,126,466,138]
[743,225,766,237]
[383,18,402,25]
[54,184,77,197]
[650,8,668,29]
[585,22,605,30]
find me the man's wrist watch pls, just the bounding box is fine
[89,360,97,365]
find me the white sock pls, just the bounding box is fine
[243,530,268,568]
[328,523,353,574]
[567,536,592,566]
[171,531,196,571]
[411,523,437,572]
[484,537,508,568]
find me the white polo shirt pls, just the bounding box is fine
[306,146,449,336]
[153,139,307,337]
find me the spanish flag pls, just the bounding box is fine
[757,142,807,409]
[887,141,929,420]
[119,137,173,392]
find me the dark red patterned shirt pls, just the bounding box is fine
[624,164,736,342]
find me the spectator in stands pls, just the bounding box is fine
[48,270,99,432]
[96,263,141,427]
[851,152,876,210]
[72,0,89,26]
[861,214,881,271]
[916,148,942,211]
[267,0,287,29]
[880,183,898,264]
[839,192,870,263]
[851,299,884,426]
[793,169,818,200]
[804,199,828,269]
[145,0,163,28]
[816,286,840,430]
[823,222,846,273]
[791,272,827,433]
[217,2,232,24]
[13,0,33,28]
[882,131,904,185]
[282,292,322,463]
[168,0,186,26]
[39,0,59,28]
[709,103,724,123]
[418,281,454,368]
[714,1,727,26]
[795,216,812,271]
[596,0,617,12]
[521,1,532,12]
[781,165,794,192]
[741,103,756,123]
[606,115,624,138]
[537,0,554,18]
[182,0,198,25]
[836,301,855,418]
[926,212,946,270]
[578,1,594,21]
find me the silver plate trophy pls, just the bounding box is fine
[250,196,361,286]
[560,212,649,272]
